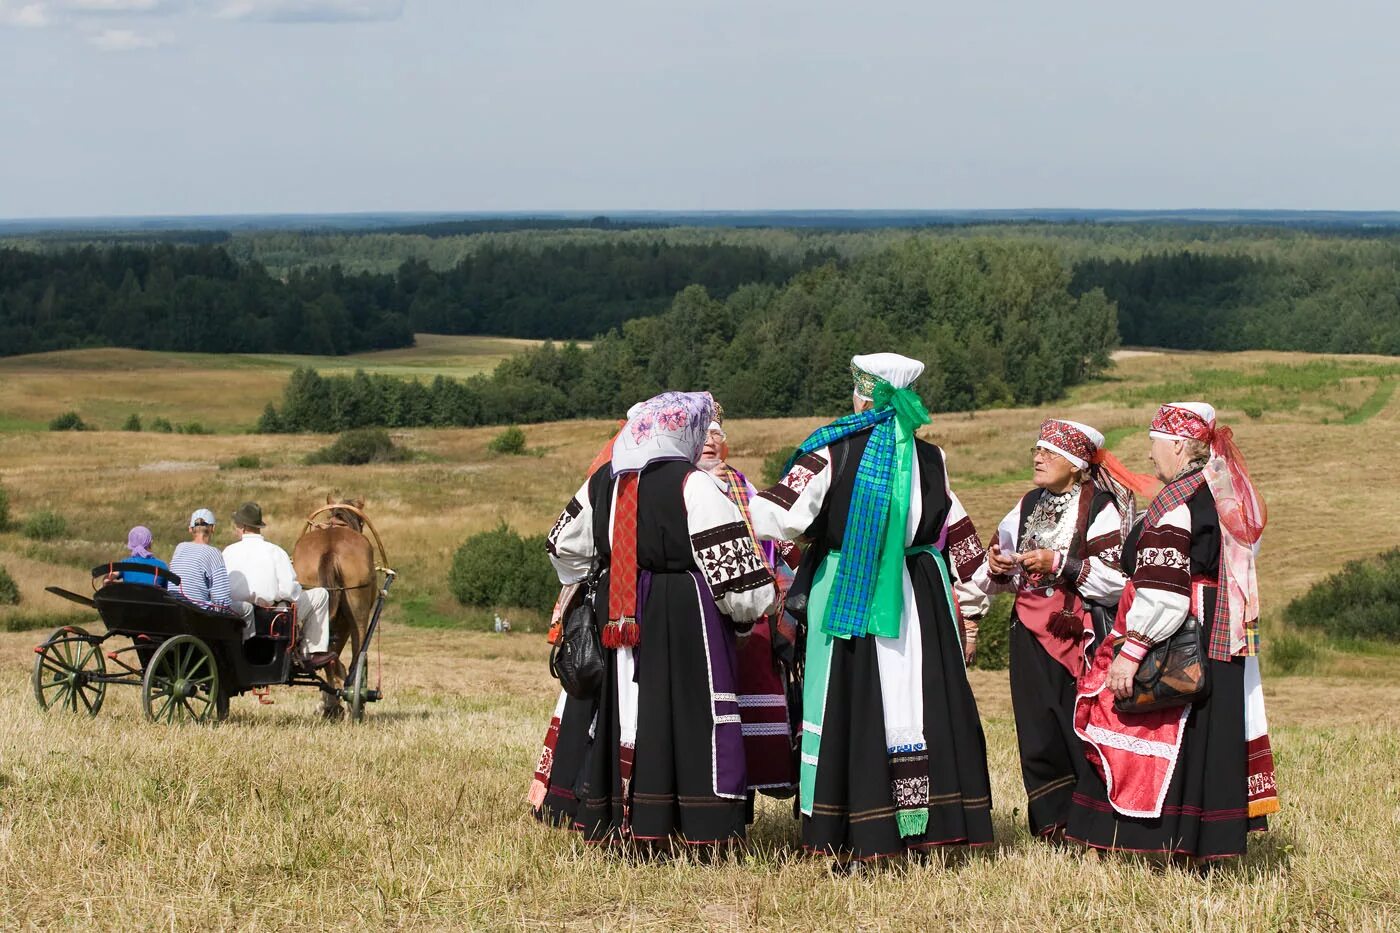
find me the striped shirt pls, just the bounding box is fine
[169,541,232,609]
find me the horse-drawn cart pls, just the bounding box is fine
[34,560,395,724]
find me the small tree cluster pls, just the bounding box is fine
[305,428,411,466]
[448,523,555,613]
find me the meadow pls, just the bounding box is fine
[1,345,1398,929]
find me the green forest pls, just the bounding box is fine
[259,238,1118,430]
[4,222,1399,424]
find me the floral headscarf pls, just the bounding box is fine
[610,391,715,474]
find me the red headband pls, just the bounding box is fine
[1151,404,1213,442]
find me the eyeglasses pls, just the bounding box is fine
[706,430,726,442]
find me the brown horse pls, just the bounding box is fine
[292,495,379,718]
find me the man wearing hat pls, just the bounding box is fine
[169,508,233,611]
[223,501,334,667]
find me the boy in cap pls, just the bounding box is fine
[169,507,233,611]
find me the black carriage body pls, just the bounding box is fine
[93,582,295,693]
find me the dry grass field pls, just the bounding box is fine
[0,334,552,432]
[1,347,1399,929]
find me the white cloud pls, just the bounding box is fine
[0,1,51,26]
[61,0,170,12]
[217,0,404,23]
[88,25,164,48]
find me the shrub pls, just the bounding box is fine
[305,428,410,466]
[1263,632,1320,676]
[448,522,556,612]
[761,445,799,487]
[151,417,174,433]
[0,564,19,606]
[23,510,67,541]
[971,594,1012,670]
[48,411,88,431]
[122,413,143,432]
[176,421,211,435]
[1284,547,1400,641]
[1242,404,1263,420]
[220,454,262,471]
[488,425,528,455]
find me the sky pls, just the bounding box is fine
[2,0,1398,218]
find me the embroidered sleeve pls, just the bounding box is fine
[750,448,832,543]
[546,479,596,585]
[1076,500,1128,604]
[1120,502,1192,661]
[945,487,990,618]
[981,505,1022,595]
[684,473,776,623]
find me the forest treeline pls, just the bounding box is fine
[0,245,415,355]
[0,240,822,355]
[1073,250,1400,354]
[258,238,1119,431]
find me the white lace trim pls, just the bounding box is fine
[1083,724,1178,760]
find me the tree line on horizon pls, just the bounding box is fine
[257,238,1120,431]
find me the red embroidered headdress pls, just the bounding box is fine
[1149,402,1215,442]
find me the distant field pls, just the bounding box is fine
[0,334,558,432]
[1,347,1398,928]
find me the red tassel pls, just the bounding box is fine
[618,621,640,647]
[601,620,640,649]
[601,623,619,649]
[1047,609,1085,642]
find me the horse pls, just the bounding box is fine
[292,495,380,719]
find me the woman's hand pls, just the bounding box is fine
[987,542,1019,576]
[1108,653,1141,700]
[1018,548,1059,576]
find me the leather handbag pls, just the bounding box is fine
[549,569,604,699]
[1114,614,1211,714]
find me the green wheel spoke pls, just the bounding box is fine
[78,688,96,714]
[186,654,211,679]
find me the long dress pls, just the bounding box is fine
[750,431,995,859]
[985,484,1127,837]
[539,459,775,844]
[1065,475,1268,858]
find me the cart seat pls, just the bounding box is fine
[243,604,295,666]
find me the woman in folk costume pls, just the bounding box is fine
[542,392,776,846]
[1067,402,1279,861]
[985,419,1156,839]
[697,406,801,796]
[530,427,622,824]
[749,353,996,864]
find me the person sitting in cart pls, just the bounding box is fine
[169,508,233,611]
[108,526,171,588]
[222,501,336,669]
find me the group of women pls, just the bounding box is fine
[527,352,1279,868]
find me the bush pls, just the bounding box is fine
[449,522,556,612]
[1284,547,1400,641]
[0,564,19,606]
[305,428,411,466]
[176,421,211,435]
[122,413,142,432]
[220,454,262,470]
[23,510,67,541]
[761,445,800,487]
[1263,632,1321,676]
[971,594,1012,670]
[151,417,174,433]
[48,411,88,431]
[488,425,528,455]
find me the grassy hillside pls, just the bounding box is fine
[0,334,555,432]
[1,346,1398,928]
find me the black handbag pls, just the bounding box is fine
[1114,614,1211,714]
[549,570,604,699]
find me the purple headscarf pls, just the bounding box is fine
[127,525,154,558]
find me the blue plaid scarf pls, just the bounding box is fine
[788,383,931,639]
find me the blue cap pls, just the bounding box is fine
[189,508,216,527]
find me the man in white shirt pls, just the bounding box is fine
[223,501,335,668]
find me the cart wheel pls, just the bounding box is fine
[32,625,107,717]
[142,635,222,724]
[348,654,369,723]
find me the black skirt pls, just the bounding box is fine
[1065,657,1267,859]
[803,552,994,860]
[535,691,596,827]
[572,571,747,845]
[1009,620,1090,837]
